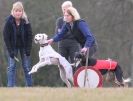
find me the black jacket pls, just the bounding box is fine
[3,15,32,56]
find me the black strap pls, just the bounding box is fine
[40,43,48,47]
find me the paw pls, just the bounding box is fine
[28,66,38,74]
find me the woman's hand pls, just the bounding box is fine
[81,47,88,54]
[47,39,54,45]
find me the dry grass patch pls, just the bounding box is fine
[0,87,133,101]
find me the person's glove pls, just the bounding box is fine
[75,52,82,59]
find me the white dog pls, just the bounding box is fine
[28,33,73,87]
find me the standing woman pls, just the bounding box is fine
[3,1,33,87]
[55,1,80,64]
[48,6,97,57]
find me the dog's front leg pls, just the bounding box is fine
[28,62,42,74]
[28,61,48,74]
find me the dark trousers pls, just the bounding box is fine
[58,40,80,63]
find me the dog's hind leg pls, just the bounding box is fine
[58,65,71,88]
[58,57,73,85]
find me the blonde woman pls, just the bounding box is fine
[3,1,33,87]
[55,1,80,64]
[48,6,97,57]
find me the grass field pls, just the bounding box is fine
[0,87,133,101]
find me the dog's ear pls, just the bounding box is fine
[42,33,48,43]
[42,33,48,40]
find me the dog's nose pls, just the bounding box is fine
[35,39,37,41]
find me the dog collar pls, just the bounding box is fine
[40,43,48,47]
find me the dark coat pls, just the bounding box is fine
[3,15,32,56]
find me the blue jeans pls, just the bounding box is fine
[7,48,32,87]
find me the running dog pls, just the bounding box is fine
[28,33,73,87]
[73,52,131,87]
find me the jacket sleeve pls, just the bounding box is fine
[78,21,95,48]
[53,23,68,42]
[3,21,13,53]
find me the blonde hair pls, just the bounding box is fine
[61,1,73,8]
[66,7,80,20]
[11,1,27,19]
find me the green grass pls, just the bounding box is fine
[0,87,133,101]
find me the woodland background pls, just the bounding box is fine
[0,0,133,87]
